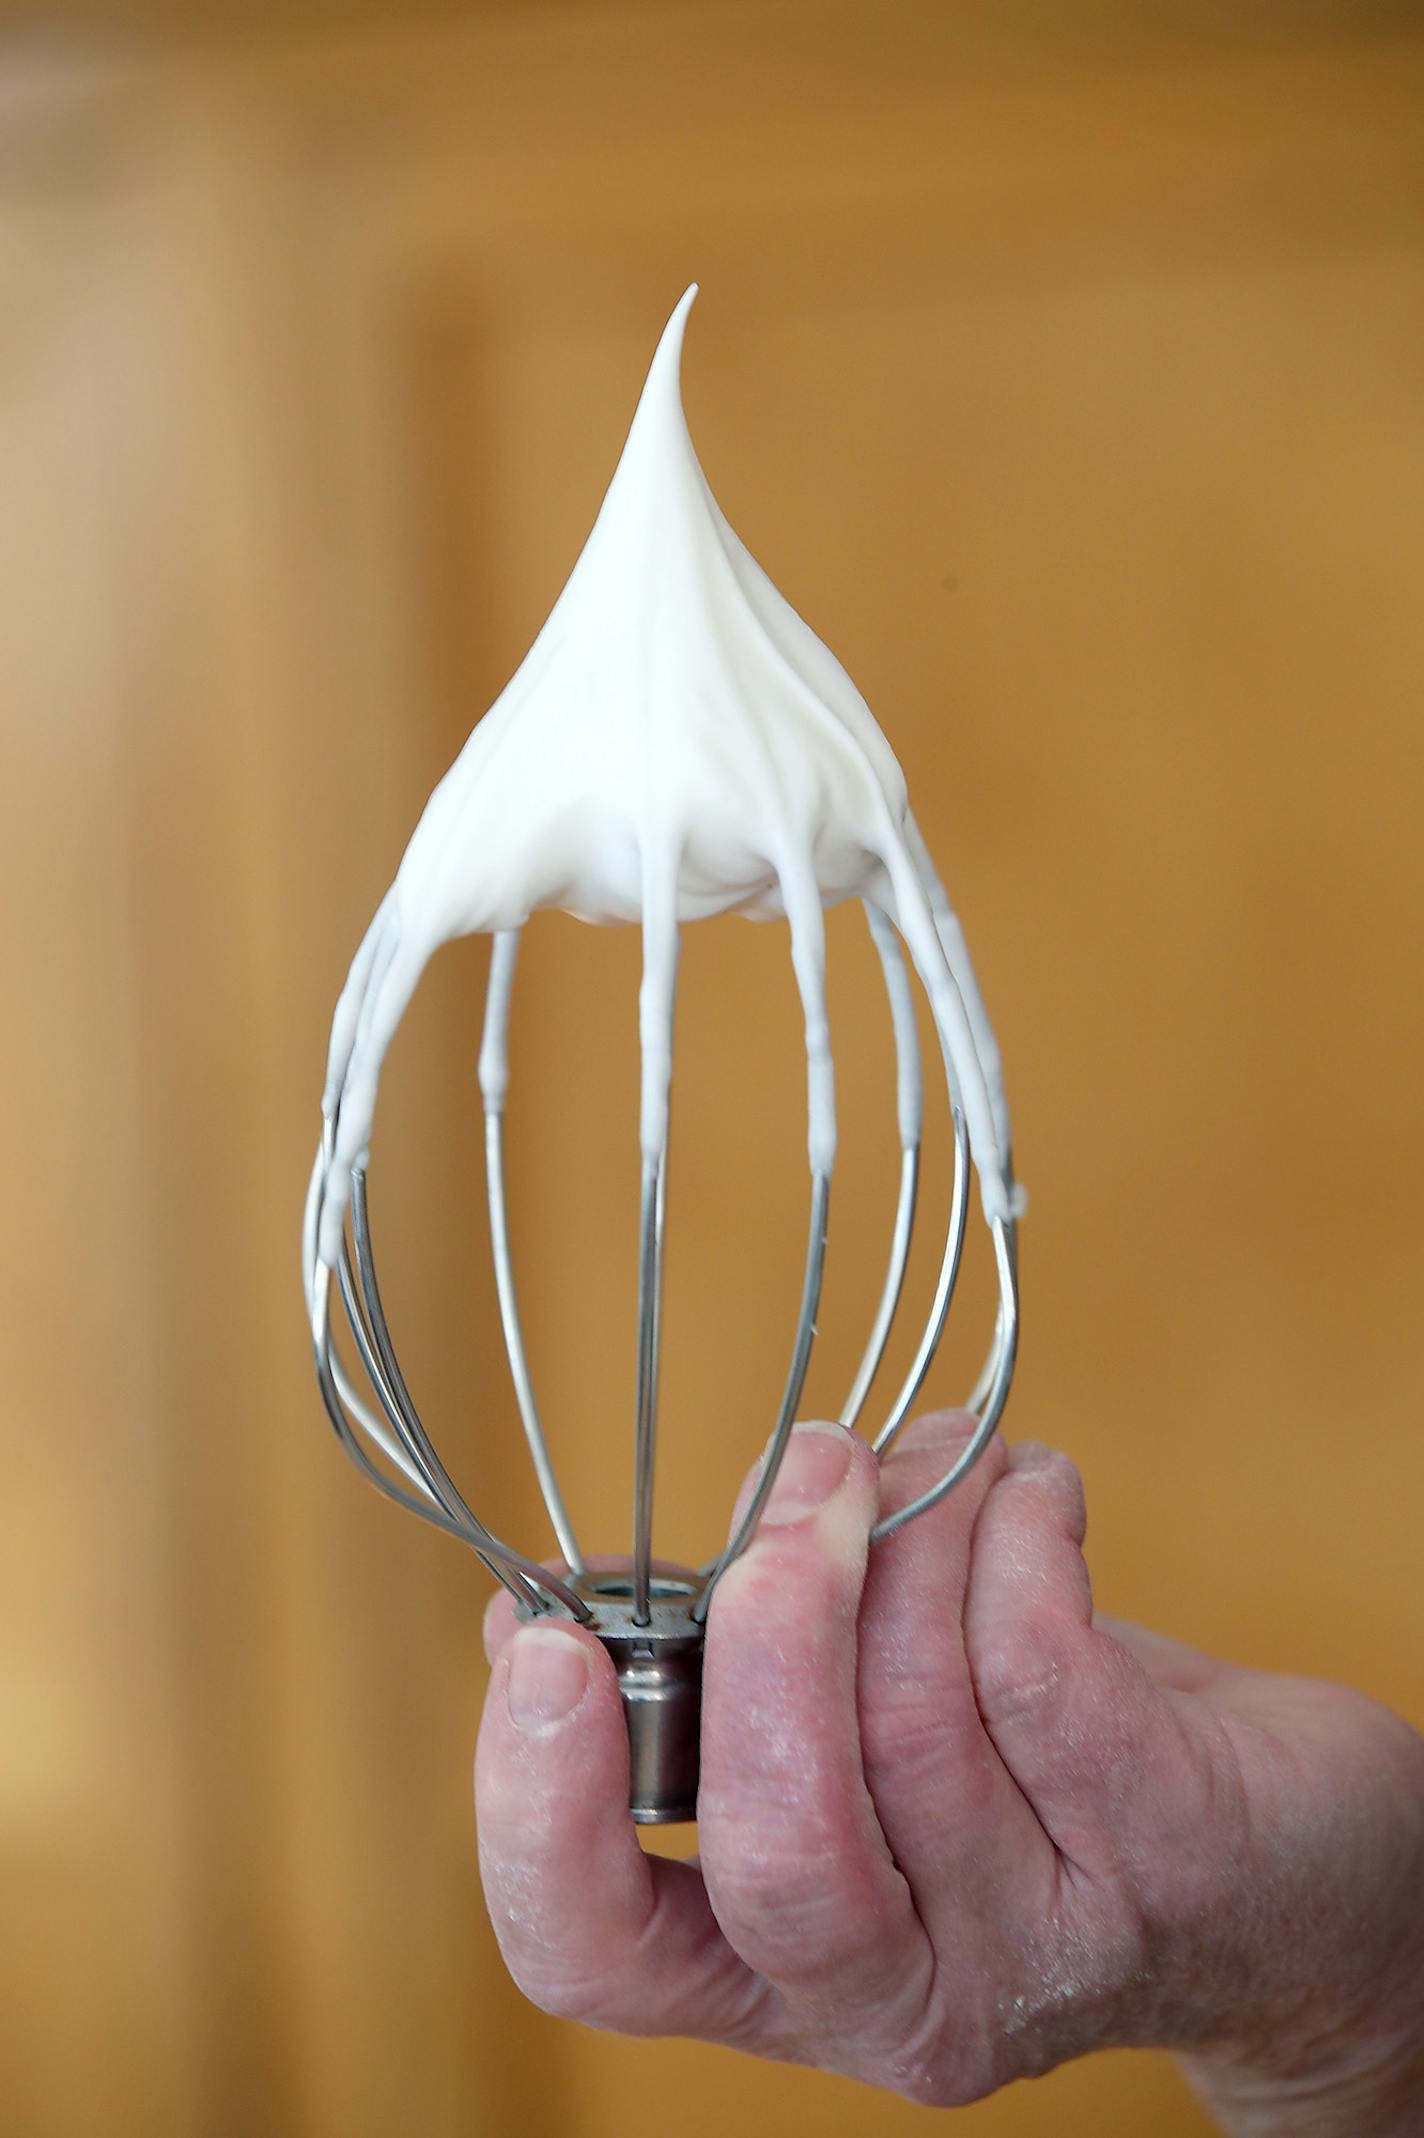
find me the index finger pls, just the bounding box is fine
[697,1422,935,2040]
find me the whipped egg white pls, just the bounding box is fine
[316,287,1015,1267]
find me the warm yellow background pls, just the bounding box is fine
[3,5,1422,2135]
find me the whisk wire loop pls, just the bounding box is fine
[693,1167,832,1622]
[870,1213,1019,1543]
[305,1148,459,1514]
[632,1156,668,1625]
[872,1099,972,1456]
[347,1168,593,1619]
[307,1125,589,1620]
[839,903,923,1432]
[308,884,1019,1803]
[311,1269,545,1610]
[481,928,588,1577]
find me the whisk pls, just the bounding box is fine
[303,287,1021,1823]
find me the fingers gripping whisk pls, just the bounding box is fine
[303,285,1022,1823]
[306,892,1019,1822]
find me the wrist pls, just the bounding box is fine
[1180,2023,1424,2138]
[1177,1696,1424,2136]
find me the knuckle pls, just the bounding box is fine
[890,2060,992,2111]
[975,1611,1077,1731]
[1015,1445,1087,1537]
[977,1616,1154,1816]
[507,1954,612,2028]
[859,1668,989,1781]
[868,2007,999,2110]
[701,1803,878,1978]
[485,1883,628,2029]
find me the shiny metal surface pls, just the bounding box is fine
[480,927,587,1577]
[307,899,1020,1816]
[840,903,922,1431]
[871,1213,1019,1542]
[694,1168,831,1622]
[553,1577,706,1824]
[631,1157,668,1625]
[305,1124,590,1622]
[873,1099,971,1456]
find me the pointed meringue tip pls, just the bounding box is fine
[652,282,698,375]
[618,283,700,455]
[597,283,706,507]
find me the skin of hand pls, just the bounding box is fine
[475,1414,1424,2132]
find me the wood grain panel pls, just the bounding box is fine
[2,7,1420,2134]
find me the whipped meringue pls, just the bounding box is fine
[316,285,1015,1268]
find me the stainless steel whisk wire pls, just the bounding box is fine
[307,895,1016,1600]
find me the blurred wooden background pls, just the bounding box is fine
[2,4,1422,2133]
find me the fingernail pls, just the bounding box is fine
[761,1422,853,1525]
[506,1628,590,1728]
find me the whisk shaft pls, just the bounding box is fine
[632,1157,668,1624]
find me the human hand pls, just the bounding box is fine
[475,1414,1424,2131]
